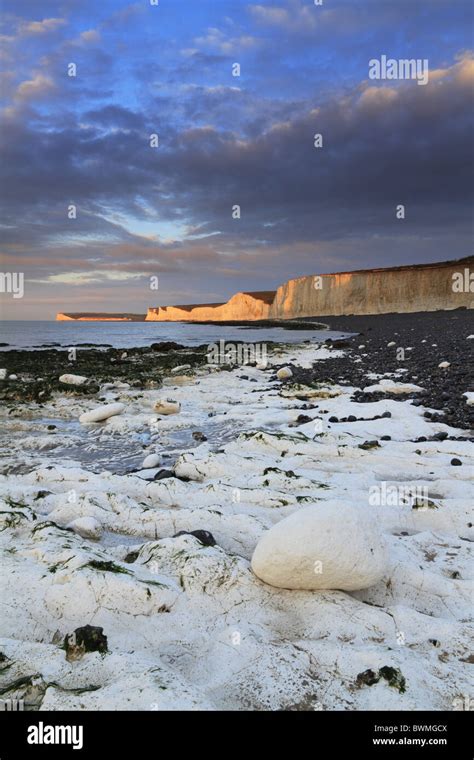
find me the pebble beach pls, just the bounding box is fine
[0,310,472,711]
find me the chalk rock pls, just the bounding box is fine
[154,399,181,415]
[79,402,125,423]
[8,374,17,380]
[142,453,160,468]
[387,341,396,347]
[438,361,450,369]
[364,379,423,394]
[463,392,474,406]
[0,369,6,380]
[276,367,293,380]
[467,335,474,340]
[251,502,387,591]
[171,364,191,373]
[67,516,103,540]
[59,373,88,386]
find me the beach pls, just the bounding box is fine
[0,310,472,711]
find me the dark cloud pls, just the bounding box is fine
[0,0,473,318]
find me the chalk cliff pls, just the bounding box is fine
[56,258,472,322]
[146,291,275,321]
[269,257,473,318]
[56,313,146,321]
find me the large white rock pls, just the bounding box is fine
[276,367,293,380]
[154,399,181,415]
[251,502,387,591]
[364,379,423,394]
[0,369,7,380]
[59,373,88,386]
[67,516,103,540]
[142,453,160,468]
[79,402,125,423]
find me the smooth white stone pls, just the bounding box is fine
[79,403,125,423]
[59,374,88,386]
[154,399,181,415]
[67,516,103,540]
[251,502,388,591]
[142,453,160,468]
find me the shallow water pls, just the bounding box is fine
[0,320,347,350]
[0,394,287,476]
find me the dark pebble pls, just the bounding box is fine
[174,530,216,546]
[64,625,108,657]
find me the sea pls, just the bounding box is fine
[0,320,351,476]
[0,320,349,350]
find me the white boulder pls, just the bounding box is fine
[251,502,388,591]
[59,373,88,386]
[79,402,125,424]
[364,379,422,394]
[276,367,293,380]
[463,392,474,406]
[154,399,181,415]
[387,341,396,347]
[171,364,191,373]
[66,516,102,540]
[438,361,450,369]
[0,369,6,380]
[142,453,160,468]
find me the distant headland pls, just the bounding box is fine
[56,257,473,322]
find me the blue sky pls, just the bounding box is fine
[1,0,473,318]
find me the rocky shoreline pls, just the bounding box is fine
[0,310,472,711]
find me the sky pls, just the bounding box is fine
[0,0,473,319]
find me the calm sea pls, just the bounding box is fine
[0,321,348,350]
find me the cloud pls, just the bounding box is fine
[34,270,145,286]
[19,17,66,35]
[78,29,101,45]
[193,27,259,55]
[1,0,473,318]
[14,73,56,100]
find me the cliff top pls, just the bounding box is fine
[287,255,473,282]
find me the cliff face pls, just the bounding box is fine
[146,291,275,321]
[269,258,473,318]
[56,313,146,321]
[56,258,473,323]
